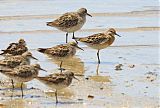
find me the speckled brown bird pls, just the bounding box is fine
[0,64,46,97]
[0,39,28,56]
[0,51,37,68]
[37,42,83,72]
[75,28,121,64]
[46,8,92,43]
[36,71,78,103]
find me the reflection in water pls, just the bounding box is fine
[89,75,111,83]
[48,56,85,75]
[96,63,100,75]
[3,99,26,108]
[0,77,27,98]
[90,63,111,83]
[45,88,74,100]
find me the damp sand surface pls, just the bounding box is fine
[0,0,159,108]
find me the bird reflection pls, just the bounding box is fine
[48,56,85,75]
[2,98,25,108]
[89,63,111,83]
[96,63,100,75]
[45,88,75,101]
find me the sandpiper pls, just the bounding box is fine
[36,71,78,103]
[37,42,83,72]
[0,38,28,56]
[46,8,92,43]
[0,52,38,68]
[0,64,46,97]
[75,28,121,64]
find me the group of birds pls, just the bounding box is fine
[0,8,121,103]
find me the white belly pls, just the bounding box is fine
[9,76,35,83]
[85,43,110,50]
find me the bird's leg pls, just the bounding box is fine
[11,79,14,90]
[21,83,24,98]
[55,90,58,104]
[72,32,75,39]
[66,33,68,43]
[11,79,14,99]
[97,50,100,64]
[72,32,78,43]
[60,61,63,73]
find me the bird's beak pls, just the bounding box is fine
[115,33,122,37]
[76,45,84,51]
[87,13,92,17]
[31,56,38,60]
[39,68,47,72]
[73,76,80,81]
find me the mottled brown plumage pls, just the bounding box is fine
[76,28,121,64]
[0,39,28,56]
[37,42,83,71]
[0,64,46,97]
[0,64,45,82]
[36,72,78,103]
[0,52,37,68]
[48,13,79,28]
[46,8,92,43]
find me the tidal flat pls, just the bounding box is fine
[0,0,159,108]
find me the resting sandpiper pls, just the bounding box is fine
[37,42,83,72]
[75,28,121,64]
[0,38,28,56]
[0,52,38,68]
[36,71,78,103]
[0,64,46,97]
[46,8,92,43]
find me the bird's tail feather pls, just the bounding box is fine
[0,52,5,55]
[37,48,47,53]
[46,22,52,26]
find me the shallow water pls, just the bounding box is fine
[0,0,159,108]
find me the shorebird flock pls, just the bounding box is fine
[0,8,121,103]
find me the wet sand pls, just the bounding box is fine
[0,0,159,108]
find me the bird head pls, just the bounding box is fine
[33,64,47,72]
[77,8,92,17]
[69,42,84,51]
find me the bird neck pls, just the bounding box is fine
[107,32,115,37]
[70,46,76,55]
[78,12,86,18]
[67,77,73,86]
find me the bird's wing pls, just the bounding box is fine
[37,74,66,84]
[6,43,18,50]
[50,13,79,28]
[78,33,109,44]
[0,59,9,66]
[1,43,17,52]
[0,68,12,73]
[9,66,32,77]
[46,45,70,57]
[0,45,28,55]
[0,56,22,65]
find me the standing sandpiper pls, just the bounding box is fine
[36,72,79,103]
[75,28,121,64]
[0,52,38,68]
[0,39,28,56]
[37,42,83,72]
[46,8,92,43]
[0,64,46,97]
